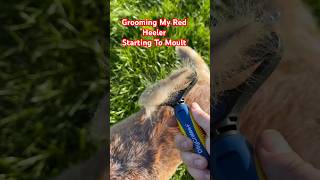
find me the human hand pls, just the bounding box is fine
[173,104,320,180]
[174,102,210,180]
[257,129,320,180]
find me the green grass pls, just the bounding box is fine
[110,0,209,179]
[0,0,106,179]
[305,0,320,25]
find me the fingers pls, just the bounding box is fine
[175,102,211,180]
[187,167,210,180]
[257,129,320,180]
[180,151,208,169]
[257,129,293,154]
[190,102,210,134]
[175,134,193,151]
[175,134,210,179]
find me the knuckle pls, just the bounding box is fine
[284,155,314,178]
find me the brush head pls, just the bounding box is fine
[213,32,282,125]
[139,67,198,111]
[162,71,198,107]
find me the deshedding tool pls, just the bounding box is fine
[212,32,282,180]
[174,77,210,164]
[163,71,210,167]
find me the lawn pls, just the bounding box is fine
[0,0,106,179]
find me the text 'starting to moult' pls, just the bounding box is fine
[121,18,188,48]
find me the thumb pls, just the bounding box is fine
[257,129,320,180]
[190,102,210,135]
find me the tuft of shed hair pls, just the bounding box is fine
[139,46,207,116]
[138,67,195,116]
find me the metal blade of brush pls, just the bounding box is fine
[162,71,198,107]
[213,32,282,124]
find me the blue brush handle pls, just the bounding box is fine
[213,133,266,180]
[174,103,210,164]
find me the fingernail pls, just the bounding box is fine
[194,159,205,168]
[260,129,293,154]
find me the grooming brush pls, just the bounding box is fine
[212,32,282,180]
[162,71,210,167]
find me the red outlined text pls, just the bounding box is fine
[142,29,167,36]
[120,18,189,48]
